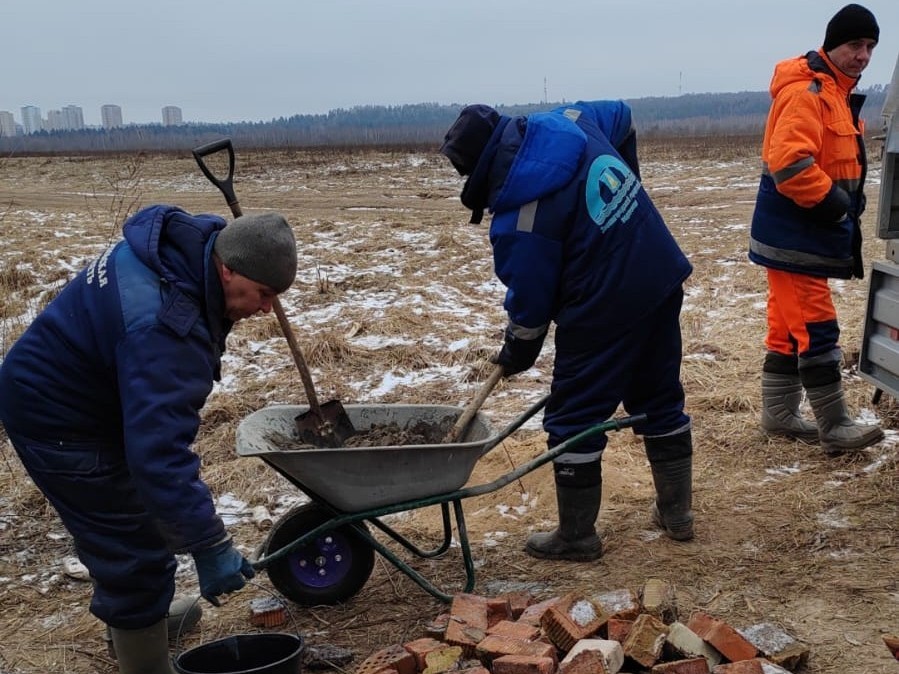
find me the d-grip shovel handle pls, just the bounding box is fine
[191,138,325,417]
[192,139,241,216]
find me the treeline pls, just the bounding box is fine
[0,87,890,155]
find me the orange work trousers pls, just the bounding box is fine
[765,268,839,358]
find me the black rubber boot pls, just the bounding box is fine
[525,461,602,561]
[761,352,818,441]
[645,429,694,541]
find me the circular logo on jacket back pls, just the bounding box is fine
[586,155,640,232]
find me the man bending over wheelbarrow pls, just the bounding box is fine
[0,206,297,673]
[440,101,694,561]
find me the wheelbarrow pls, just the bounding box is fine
[237,396,644,605]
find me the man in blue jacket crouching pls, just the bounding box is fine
[0,205,297,673]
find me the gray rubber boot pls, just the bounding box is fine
[804,380,884,455]
[761,371,819,441]
[106,595,201,660]
[525,482,602,561]
[165,595,202,638]
[108,619,176,674]
[645,429,694,541]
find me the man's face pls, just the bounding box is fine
[220,265,278,321]
[828,38,877,79]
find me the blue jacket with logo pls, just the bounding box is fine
[0,205,230,553]
[463,101,692,442]
[466,100,692,350]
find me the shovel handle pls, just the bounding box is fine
[191,138,323,416]
[445,364,504,443]
[272,298,322,414]
[192,139,242,217]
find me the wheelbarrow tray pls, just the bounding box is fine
[236,404,495,512]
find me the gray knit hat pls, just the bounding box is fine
[213,212,297,293]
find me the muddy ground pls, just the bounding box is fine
[0,139,896,673]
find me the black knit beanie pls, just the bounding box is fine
[823,4,879,52]
[439,104,501,176]
[213,212,297,293]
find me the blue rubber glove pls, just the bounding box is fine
[492,327,547,377]
[192,539,255,606]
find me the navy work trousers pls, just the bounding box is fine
[546,288,689,461]
[7,430,176,629]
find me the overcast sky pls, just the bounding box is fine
[2,0,898,127]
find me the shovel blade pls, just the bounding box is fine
[294,400,356,448]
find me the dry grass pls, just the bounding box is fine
[0,140,897,673]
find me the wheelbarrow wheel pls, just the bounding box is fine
[263,503,375,606]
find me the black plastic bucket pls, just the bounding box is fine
[174,633,303,674]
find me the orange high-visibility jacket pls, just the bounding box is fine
[749,49,868,279]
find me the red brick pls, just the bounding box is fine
[356,645,417,674]
[445,594,489,658]
[591,588,641,621]
[641,578,679,623]
[540,593,608,652]
[487,597,514,627]
[711,659,766,673]
[518,596,562,626]
[686,613,758,663]
[738,623,809,670]
[422,646,464,674]
[403,638,448,672]
[558,648,609,674]
[424,613,451,639]
[459,666,490,674]
[664,622,722,669]
[622,613,670,668]
[606,617,634,644]
[487,620,541,641]
[711,657,792,673]
[561,639,623,674]
[651,657,711,674]
[492,654,557,674]
[475,635,557,666]
[499,591,534,619]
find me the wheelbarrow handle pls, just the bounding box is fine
[462,412,648,499]
[192,139,241,217]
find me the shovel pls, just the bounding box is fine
[192,138,355,448]
[444,364,504,443]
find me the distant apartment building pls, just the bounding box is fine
[161,106,183,126]
[0,111,16,138]
[46,109,65,131]
[21,105,42,134]
[44,106,85,132]
[101,104,123,129]
[62,105,84,131]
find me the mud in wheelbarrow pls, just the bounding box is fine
[236,396,644,605]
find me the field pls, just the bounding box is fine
[0,138,897,673]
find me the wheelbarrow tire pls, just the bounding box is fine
[263,503,375,606]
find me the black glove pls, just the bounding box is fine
[193,538,255,606]
[806,183,850,223]
[492,327,546,377]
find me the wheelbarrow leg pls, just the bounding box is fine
[353,499,475,603]
[454,499,476,594]
[368,503,454,559]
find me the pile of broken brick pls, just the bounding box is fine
[352,579,811,674]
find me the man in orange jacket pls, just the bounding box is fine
[749,3,884,455]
